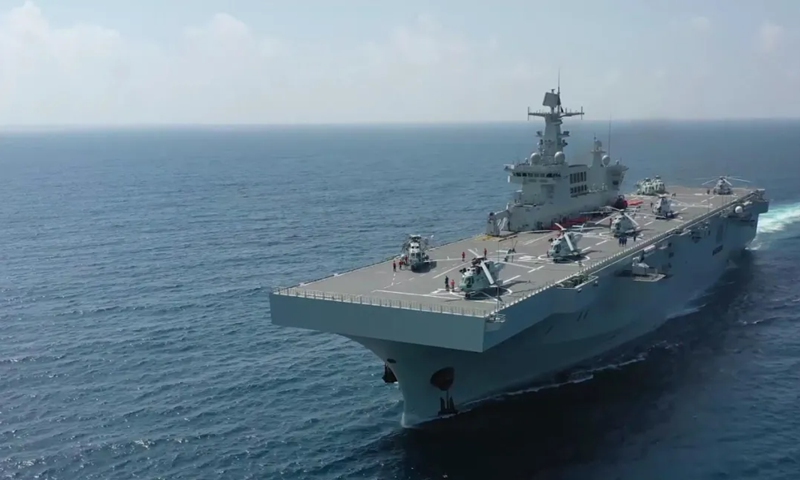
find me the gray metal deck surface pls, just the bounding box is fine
[273,186,751,316]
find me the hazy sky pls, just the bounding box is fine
[0,0,798,126]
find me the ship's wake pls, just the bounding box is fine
[750,201,800,250]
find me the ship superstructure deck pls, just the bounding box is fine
[273,186,755,319]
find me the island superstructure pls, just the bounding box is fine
[485,86,628,235]
[269,87,770,426]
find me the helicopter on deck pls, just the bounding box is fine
[701,175,751,195]
[548,223,586,262]
[636,176,667,196]
[652,194,677,219]
[595,206,643,238]
[459,256,505,300]
[400,234,433,271]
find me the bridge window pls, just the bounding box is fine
[570,171,587,184]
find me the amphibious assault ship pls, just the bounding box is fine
[269,87,770,426]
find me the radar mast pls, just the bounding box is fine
[526,76,584,165]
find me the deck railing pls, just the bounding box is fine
[270,286,490,317]
[272,191,761,321]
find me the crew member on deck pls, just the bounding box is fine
[393,260,396,272]
[445,276,450,291]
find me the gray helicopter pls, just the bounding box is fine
[547,223,586,262]
[594,206,643,238]
[636,175,667,196]
[400,234,434,271]
[652,194,678,219]
[458,256,506,300]
[701,175,751,195]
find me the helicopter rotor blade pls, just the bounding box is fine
[594,214,614,225]
[565,233,575,253]
[481,261,496,286]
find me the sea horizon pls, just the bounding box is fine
[2,116,800,134]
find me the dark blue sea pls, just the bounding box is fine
[2,121,800,480]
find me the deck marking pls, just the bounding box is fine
[528,265,544,273]
[504,261,543,270]
[523,235,552,246]
[372,289,496,304]
[433,262,468,279]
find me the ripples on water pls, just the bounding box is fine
[1,123,799,479]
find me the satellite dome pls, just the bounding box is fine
[602,154,611,166]
[734,205,744,214]
[529,152,542,163]
[554,151,565,163]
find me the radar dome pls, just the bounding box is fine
[554,151,565,163]
[529,152,542,163]
[602,154,611,166]
[734,205,744,214]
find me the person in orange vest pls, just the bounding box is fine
[451,279,455,291]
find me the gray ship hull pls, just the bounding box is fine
[270,187,769,426]
[347,216,759,426]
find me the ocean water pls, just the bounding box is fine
[1,120,800,480]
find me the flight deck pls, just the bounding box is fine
[272,186,753,317]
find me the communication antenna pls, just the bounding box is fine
[608,115,612,157]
